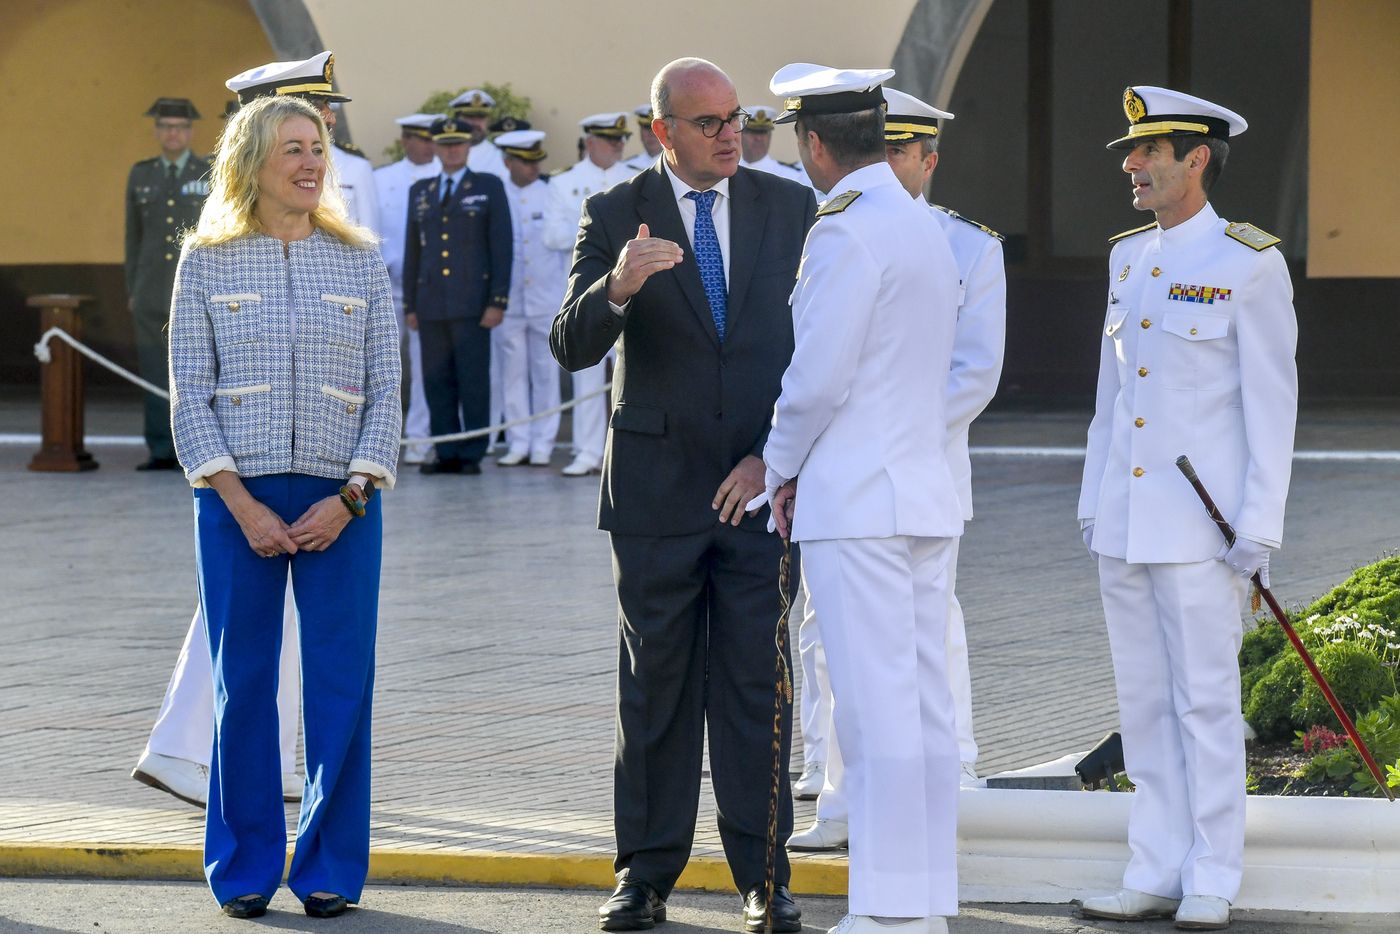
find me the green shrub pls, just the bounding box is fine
[1240,621,1288,703]
[1302,694,1400,796]
[381,83,534,161]
[1292,641,1391,730]
[1246,653,1307,741]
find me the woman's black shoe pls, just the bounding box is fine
[304,893,350,918]
[221,894,268,919]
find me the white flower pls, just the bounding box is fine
[1307,614,1322,623]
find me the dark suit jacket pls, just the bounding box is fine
[124,154,211,310]
[551,164,817,536]
[403,170,512,321]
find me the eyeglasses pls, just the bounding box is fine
[663,110,750,139]
[155,121,192,131]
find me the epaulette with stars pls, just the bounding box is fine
[1108,221,1159,244]
[334,140,366,157]
[1223,221,1282,251]
[932,204,1003,241]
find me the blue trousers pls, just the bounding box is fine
[194,473,381,906]
[419,316,491,464]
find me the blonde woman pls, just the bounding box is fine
[169,95,400,920]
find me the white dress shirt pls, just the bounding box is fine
[662,161,731,282]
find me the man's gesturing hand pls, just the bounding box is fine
[606,223,684,306]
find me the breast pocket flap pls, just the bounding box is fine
[1163,313,1229,341]
[1105,305,1130,336]
[610,403,666,436]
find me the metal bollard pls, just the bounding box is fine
[28,294,98,472]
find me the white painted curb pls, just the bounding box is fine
[958,788,1400,912]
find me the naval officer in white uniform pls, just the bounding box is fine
[375,113,441,464]
[450,88,512,183]
[543,112,634,476]
[1077,86,1298,932]
[493,129,568,466]
[788,87,1006,852]
[762,63,964,934]
[739,105,809,185]
[622,104,663,173]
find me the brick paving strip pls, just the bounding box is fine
[1,396,1397,890]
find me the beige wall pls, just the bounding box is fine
[305,0,918,169]
[0,0,273,265]
[1308,0,1400,277]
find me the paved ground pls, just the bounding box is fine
[1,389,1398,925]
[0,880,1383,933]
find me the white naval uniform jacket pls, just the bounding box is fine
[468,139,511,183]
[330,146,381,235]
[622,152,657,174]
[504,177,570,316]
[764,162,964,542]
[931,204,1006,520]
[542,158,637,252]
[374,155,442,306]
[1078,202,1298,564]
[742,154,808,187]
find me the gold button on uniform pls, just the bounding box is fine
[228,302,240,311]
[164,235,173,243]
[1141,318,1151,329]
[165,253,173,260]
[1190,327,1198,335]
[441,233,449,240]
[343,305,354,315]
[1133,467,1145,477]
[1138,367,1149,377]
[441,250,450,258]
[166,199,175,206]
[1134,417,1145,428]
[442,268,451,276]
[166,216,174,224]
[1151,267,1161,277]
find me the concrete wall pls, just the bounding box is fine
[302,0,919,170]
[0,0,273,265]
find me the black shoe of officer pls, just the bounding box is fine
[419,458,463,475]
[598,879,666,931]
[743,884,802,933]
[136,456,179,471]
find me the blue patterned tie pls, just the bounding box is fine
[684,189,727,341]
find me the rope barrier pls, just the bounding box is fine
[32,326,612,447]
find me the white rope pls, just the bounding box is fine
[31,325,611,447]
[34,327,170,399]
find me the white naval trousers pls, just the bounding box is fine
[494,312,561,459]
[569,351,612,465]
[1097,554,1249,902]
[804,539,978,824]
[801,535,960,918]
[144,574,300,772]
[403,326,432,457]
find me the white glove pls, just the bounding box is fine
[1219,537,1271,588]
[1082,523,1095,558]
[744,490,777,534]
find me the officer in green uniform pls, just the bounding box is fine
[125,97,210,470]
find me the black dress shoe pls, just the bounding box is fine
[462,460,482,475]
[304,893,349,918]
[420,458,463,475]
[743,884,801,933]
[598,879,666,931]
[136,457,179,471]
[221,894,268,919]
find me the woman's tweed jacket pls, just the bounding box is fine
[169,229,402,489]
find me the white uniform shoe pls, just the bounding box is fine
[1175,895,1231,930]
[282,772,304,802]
[793,762,825,799]
[403,443,432,464]
[1078,888,1180,921]
[496,450,529,467]
[828,915,943,933]
[529,451,553,467]
[786,818,848,851]
[131,751,208,808]
[561,455,600,476]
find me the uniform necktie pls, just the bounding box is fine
[441,177,455,207]
[167,163,178,185]
[684,189,726,341]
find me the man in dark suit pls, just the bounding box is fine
[551,58,817,933]
[403,115,512,474]
[125,97,210,470]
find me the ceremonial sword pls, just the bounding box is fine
[762,540,795,933]
[1175,454,1394,801]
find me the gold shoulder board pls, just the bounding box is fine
[1224,221,1282,251]
[933,204,1004,241]
[335,140,365,157]
[1108,221,1158,244]
[547,166,570,177]
[816,190,862,217]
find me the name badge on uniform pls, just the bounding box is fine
[459,193,489,207]
[1168,283,1232,304]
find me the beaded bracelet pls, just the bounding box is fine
[339,484,367,518]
